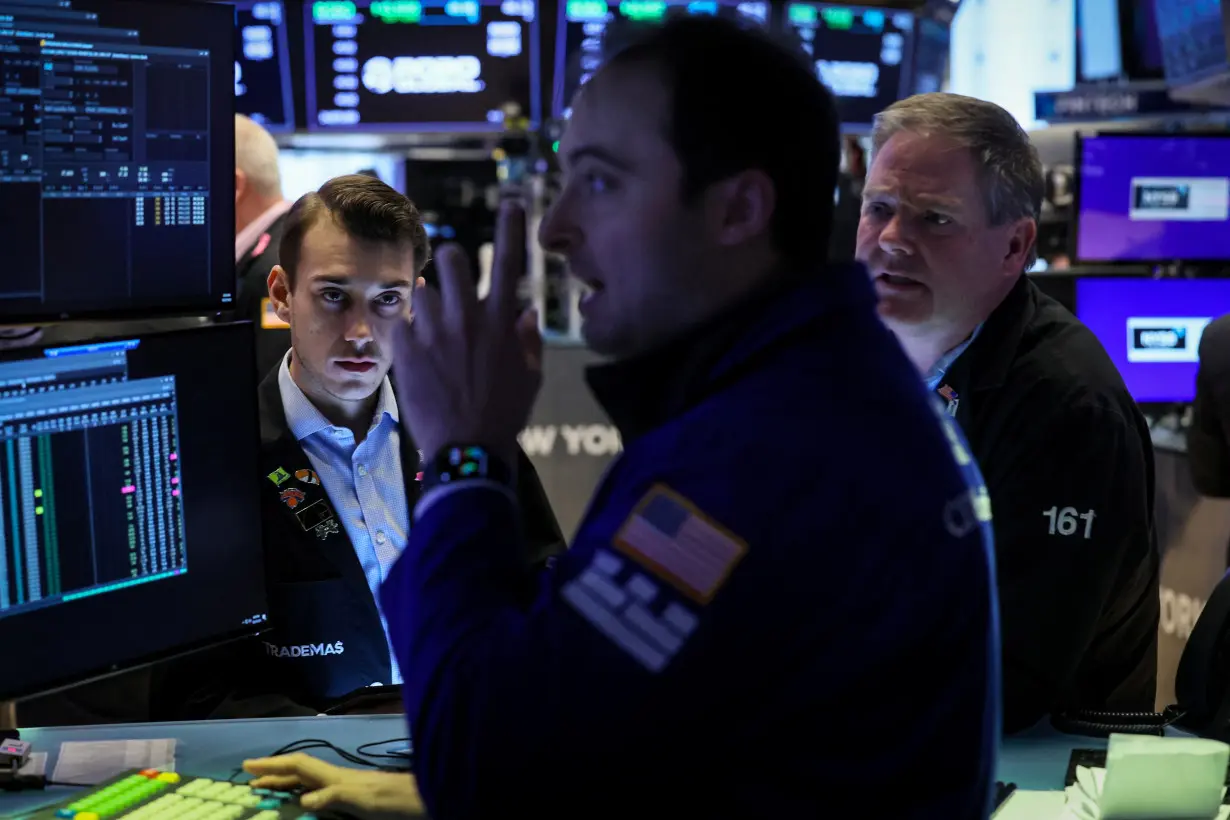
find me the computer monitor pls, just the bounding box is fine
[1074,133,1230,264]
[233,0,296,132]
[303,0,540,133]
[0,0,238,323]
[783,3,914,131]
[551,0,769,120]
[910,14,949,95]
[1076,277,1230,403]
[0,323,267,702]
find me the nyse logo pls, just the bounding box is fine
[1133,326,1187,351]
[519,424,623,457]
[264,640,344,659]
[1159,587,1204,640]
[1134,184,1189,211]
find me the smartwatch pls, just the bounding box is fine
[423,444,513,491]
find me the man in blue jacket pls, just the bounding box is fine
[247,14,1001,818]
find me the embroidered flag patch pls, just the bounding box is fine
[613,485,748,605]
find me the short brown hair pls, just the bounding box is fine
[278,174,431,286]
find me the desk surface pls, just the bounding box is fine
[0,717,1099,818]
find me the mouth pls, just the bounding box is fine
[335,360,377,374]
[875,272,926,292]
[575,278,605,311]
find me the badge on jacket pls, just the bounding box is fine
[280,488,306,509]
[938,384,959,417]
[295,468,320,485]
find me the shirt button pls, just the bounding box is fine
[357,464,368,477]
[375,531,387,544]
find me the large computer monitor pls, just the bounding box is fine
[783,3,914,131]
[0,0,238,323]
[1076,277,1230,403]
[551,0,769,120]
[234,0,296,132]
[1074,132,1230,264]
[303,0,540,133]
[0,323,267,702]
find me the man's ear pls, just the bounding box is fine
[268,265,293,324]
[1002,217,1038,276]
[235,168,246,203]
[707,169,776,248]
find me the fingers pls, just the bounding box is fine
[298,785,348,811]
[242,753,337,788]
[487,201,527,324]
[245,774,302,790]
[434,243,477,327]
[516,308,543,372]
[408,276,441,340]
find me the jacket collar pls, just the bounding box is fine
[944,274,1035,395]
[585,263,875,443]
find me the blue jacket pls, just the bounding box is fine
[382,264,1001,818]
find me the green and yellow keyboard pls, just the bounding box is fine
[26,770,326,820]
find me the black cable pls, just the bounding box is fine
[227,737,413,783]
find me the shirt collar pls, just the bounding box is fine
[277,351,398,442]
[925,324,984,392]
[235,199,292,264]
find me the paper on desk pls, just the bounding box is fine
[18,752,47,778]
[52,739,176,786]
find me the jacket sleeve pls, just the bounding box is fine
[1191,317,1230,497]
[513,447,566,566]
[380,465,794,819]
[984,401,1154,732]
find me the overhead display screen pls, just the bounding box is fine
[234,0,296,131]
[1154,0,1226,87]
[552,0,768,119]
[1075,134,1230,263]
[784,3,913,130]
[1077,277,1230,403]
[304,0,540,132]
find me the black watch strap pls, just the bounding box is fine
[423,444,513,490]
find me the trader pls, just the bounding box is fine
[162,175,564,718]
[1191,314,1230,501]
[250,17,1000,817]
[858,92,1159,733]
[233,113,293,375]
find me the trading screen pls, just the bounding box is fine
[1076,134,1230,263]
[0,0,236,321]
[552,0,769,119]
[1077,278,1230,404]
[1153,0,1226,86]
[234,0,295,131]
[0,324,267,701]
[304,0,540,132]
[784,3,913,129]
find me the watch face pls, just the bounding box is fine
[447,445,489,478]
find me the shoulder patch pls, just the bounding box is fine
[613,484,748,605]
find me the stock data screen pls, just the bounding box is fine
[304,0,540,132]
[234,0,295,131]
[784,3,913,129]
[0,0,237,322]
[0,324,267,700]
[553,0,768,118]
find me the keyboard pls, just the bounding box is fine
[26,770,322,820]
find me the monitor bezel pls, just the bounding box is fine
[1071,129,1230,266]
[233,0,298,134]
[0,0,238,326]
[0,321,269,704]
[302,0,542,134]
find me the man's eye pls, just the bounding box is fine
[321,290,345,303]
[927,213,953,226]
[376,293,403,307]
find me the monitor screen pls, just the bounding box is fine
[303,0,540,132]
[234,0,296,132]
[551,0,769,119]
[911,15,949,94]
[0,323,267,702]
[784,3,913,130]
[1153,0,1227,87]
[0,0,238,323]
[1076,277,1230,403]
[1075,133,1230,263]
[1079,0,1124,81]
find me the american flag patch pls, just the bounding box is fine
[613,485,747,605]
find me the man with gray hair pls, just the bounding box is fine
[857,92,1159,733]
[234,113,293,372]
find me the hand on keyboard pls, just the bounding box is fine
[243,754,425,817]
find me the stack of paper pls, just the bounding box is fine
[1062,734,1230,819]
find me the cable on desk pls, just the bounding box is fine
[225,738,413,782]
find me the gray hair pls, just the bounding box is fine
[235,114,283,199]
[871,92,1044,269]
